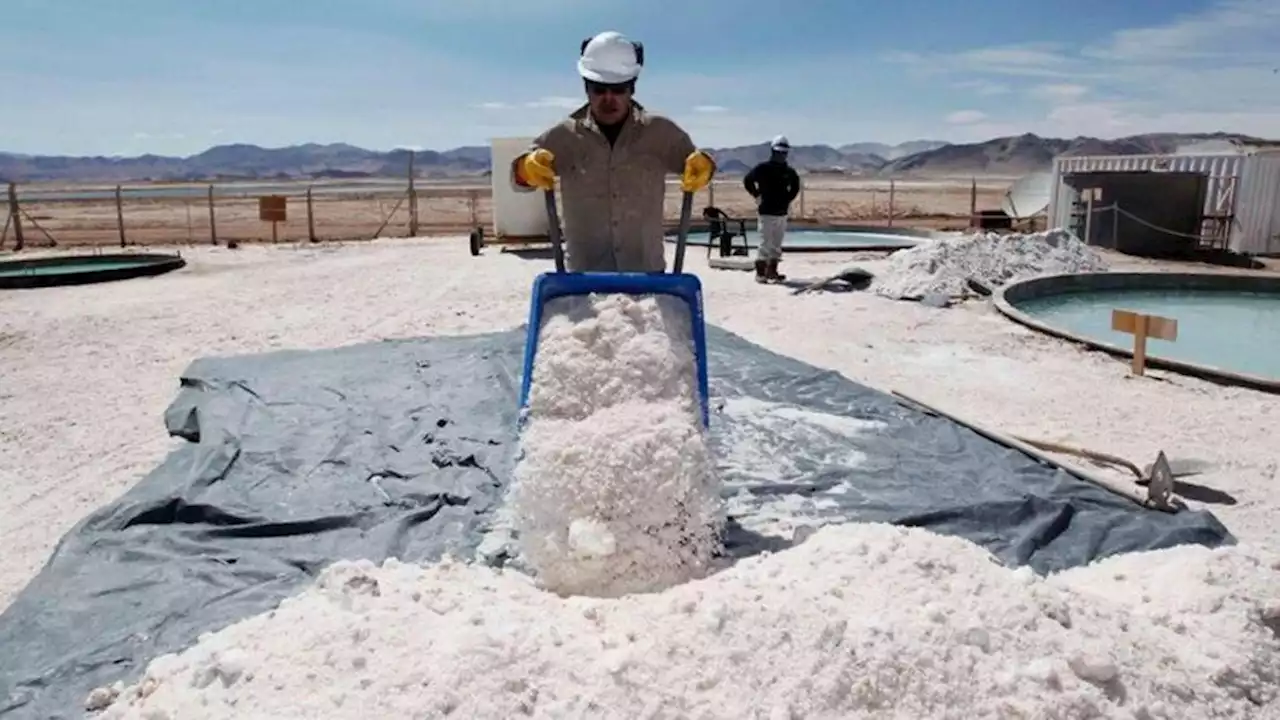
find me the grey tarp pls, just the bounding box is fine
[0,325,1232,719]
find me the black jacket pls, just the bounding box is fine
[743,159,800,216]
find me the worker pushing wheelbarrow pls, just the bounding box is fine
[509,30,718,428]
[509,30,716,273]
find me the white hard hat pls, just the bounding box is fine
[771,135,791,152]
[578,31,644,84]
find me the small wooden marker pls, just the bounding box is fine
[258,194,288,243]
[1111,308,1178,376]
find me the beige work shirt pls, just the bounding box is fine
[510,102,697,273]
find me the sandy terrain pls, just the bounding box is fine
[0,236,1277,617]
[3,177,1008,248]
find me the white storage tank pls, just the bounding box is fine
[489,137,549,240]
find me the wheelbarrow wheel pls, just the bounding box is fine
[469,227,484,256]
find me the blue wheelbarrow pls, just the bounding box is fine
[516,188,711,428]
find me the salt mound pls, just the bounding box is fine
[873,229,1108,300]
[91,523,1280,719]
[523,291,702,421]
[510,292,723,597]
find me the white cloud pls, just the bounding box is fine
[1085,0,1280,62]
[945,110,987,124]
[953,79,1011,96]
[887,43,1079,79]
[693,105,728,113]
[524,96,581,109]
[895,0,1280,140]
[1029,84,1089,103]
[476,101,509,110]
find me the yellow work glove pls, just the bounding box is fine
[517,148,557,191]
[680,150,715,193]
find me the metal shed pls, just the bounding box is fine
[1047,147,1280,256]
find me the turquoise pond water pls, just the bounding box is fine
[0,261,158,277]
[668,229,919,250]
[1016,289,1280,379]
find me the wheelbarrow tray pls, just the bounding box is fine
[517,270,711,428]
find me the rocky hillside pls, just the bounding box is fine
[879,132,1273,176]
[838,140,948,160]
[1,133,1272,183]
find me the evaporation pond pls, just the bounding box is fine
[672,229,919,249]
[1017,288,1280,379]
[0,261,156,278]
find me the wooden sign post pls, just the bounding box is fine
[1111,308,1178,376]
[258,195,287,243]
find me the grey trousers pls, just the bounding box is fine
[756,214,786,261]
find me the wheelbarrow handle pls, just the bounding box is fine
[672,190,695,274]
[544,189,566,273]
[543,187,694,275]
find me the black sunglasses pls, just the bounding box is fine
[585,80,635,96]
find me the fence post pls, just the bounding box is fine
[185,201,193,243]
[969,177,977,228]
[7,183,24,251]
[887,179,896,227]
[407,152,419,237]
[307,186,317,242]
[207,185,218,245]
[115,185,127,247]
[799,178,806,219]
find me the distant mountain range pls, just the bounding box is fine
[0,133,1271,184]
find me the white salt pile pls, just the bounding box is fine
[873,229,1109,300]
[91,522,1280,719]
[508,292,723,597]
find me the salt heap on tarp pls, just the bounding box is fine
[873,229,1108,300]
[507,292,723,598]
[90,523,1280,719]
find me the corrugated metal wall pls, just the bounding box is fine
[1048,151,1280,255]
[1233,151,1280,255]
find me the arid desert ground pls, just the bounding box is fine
[3,176,1016,248]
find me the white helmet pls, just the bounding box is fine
[578,31,644,84]
[771,135,791,152]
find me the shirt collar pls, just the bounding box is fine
[571,100,649,136]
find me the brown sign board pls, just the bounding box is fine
[1111,309,1178,341]
[258,195,287,223]
[1111,308,1178,376]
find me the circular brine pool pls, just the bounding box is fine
[0,253,187,289]
[668,227,923,252]
[997,272,1280,391]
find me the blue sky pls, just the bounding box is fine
[2,0,1278,156]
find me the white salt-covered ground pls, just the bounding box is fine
[88,524,1280,719]
[1,234,1278,716]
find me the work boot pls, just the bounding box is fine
[754,260,767,283]
[766,260,786,282]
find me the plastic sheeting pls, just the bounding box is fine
[0,326,1232,719]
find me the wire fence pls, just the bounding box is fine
[1,176,1007,250]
